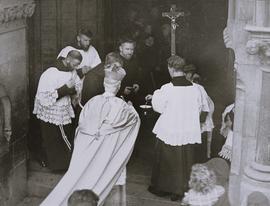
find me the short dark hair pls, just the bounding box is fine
[225,111,234,130]
[67,50,83,62]
[118,35,136,46]
[78,28,93,39]
[167,55,185,71]
[105,52,123,66]
[68,189,99,206]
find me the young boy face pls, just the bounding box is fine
[185,71,193,82]
[225,115,232,128]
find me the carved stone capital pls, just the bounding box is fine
[245,25,270,64]
[246,39,270,64]
[0,2,35,24]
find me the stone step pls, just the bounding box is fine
[27,171,151,197]
[27,171,62,197]
[16,197,43,206]
[27,169,179,206]
[126,182,179,206]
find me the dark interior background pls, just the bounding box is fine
[28,0,235,157]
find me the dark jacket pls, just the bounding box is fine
[81,63,105,105]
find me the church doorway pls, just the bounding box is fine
[27,1,235,200]
[104,0,235,167]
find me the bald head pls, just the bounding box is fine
[67,50,83,62]
[65,50,82,70]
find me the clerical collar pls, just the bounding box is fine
[171,76,192,86]
[54,58,70,72]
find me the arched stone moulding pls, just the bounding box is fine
[0,2,35,24]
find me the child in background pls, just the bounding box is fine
[68,189,99,206]
[219,109,234,162]
[220,104,234,138]
[181,164,225,206]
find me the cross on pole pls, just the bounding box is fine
[162,5,184,56]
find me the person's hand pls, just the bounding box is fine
[133,84,140,93]
[66,72,77,88]
[81,66,92,75]
[145,94,153,101]
[221,127,230,138]
[124,86,133,95]
[4,129,12,142]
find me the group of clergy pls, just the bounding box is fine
[33,26,231,205]
[33,28,143,206]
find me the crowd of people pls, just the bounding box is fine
[32,24,235,205]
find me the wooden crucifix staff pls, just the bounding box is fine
[162,5,184,56]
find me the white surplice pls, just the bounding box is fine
[152,82,203,146]
[40,92,140,206]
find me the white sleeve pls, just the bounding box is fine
[35,68,60,106]
[195,84,210,112]
[152,84,169,114]
[37,68,60,92]
[57,46,74,59]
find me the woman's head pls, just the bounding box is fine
[189,164,217,194]
[103,52,126,94]
[104,52,123,67]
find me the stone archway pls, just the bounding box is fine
[226,0,270,205]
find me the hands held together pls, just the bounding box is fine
[123,84,140,95]
[66,71,78,88]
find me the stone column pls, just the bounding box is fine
[242,26,270,205]
[254,0,268,26]
[226,0,270,205]
[227,0,270,201]
[255,66,270,166]
[0,1,35,205]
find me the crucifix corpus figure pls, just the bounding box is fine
[162,4,184,56]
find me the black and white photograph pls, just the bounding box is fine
[0,0,269,205]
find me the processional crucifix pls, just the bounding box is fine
[162,5,185,56]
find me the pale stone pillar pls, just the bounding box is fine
[242,27,270,204]
[255,0,268,26]
[255,68,270,166]
[226,0,270,205]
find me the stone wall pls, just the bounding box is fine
[0,1,35,205]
